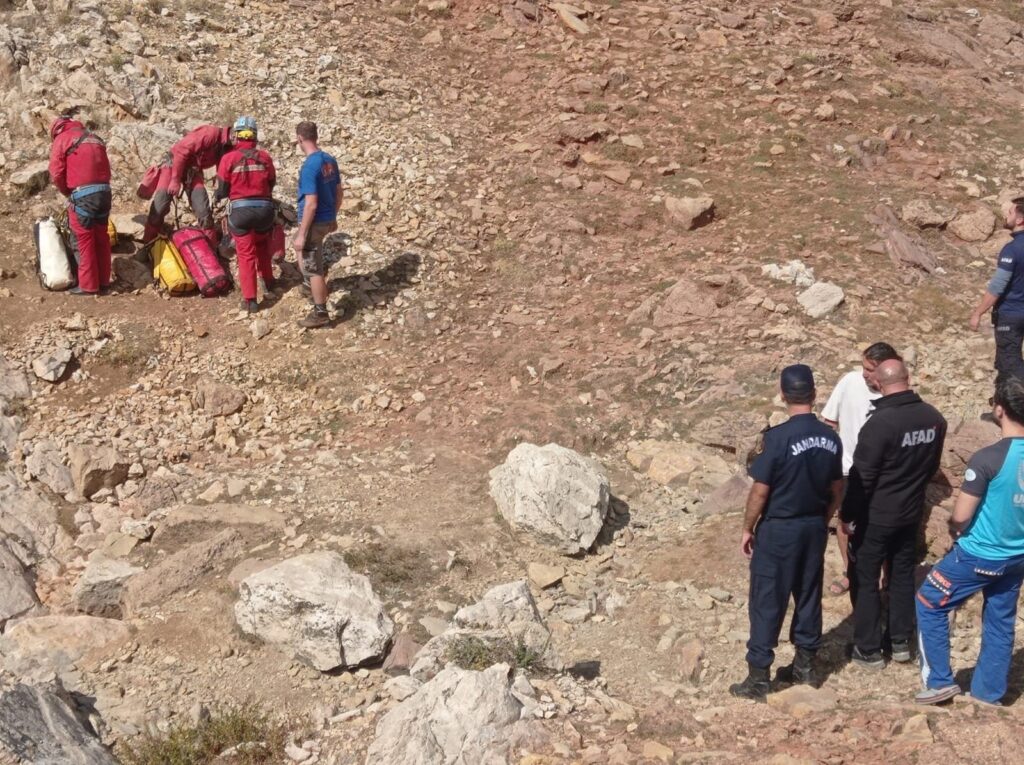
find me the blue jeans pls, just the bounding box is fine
[916,544,1024,702]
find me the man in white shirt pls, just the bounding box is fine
[821,342,902,595]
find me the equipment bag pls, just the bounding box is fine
[170,227,231,297]
[34,217,76,291]
[150,236,196,294]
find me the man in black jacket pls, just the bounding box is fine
[841,359,947,668]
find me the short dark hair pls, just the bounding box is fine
[295,121,318,142]
[863,342,901,364]
[1011,197,1024,219]
[783,389,815,405]
[994,376,1024,425]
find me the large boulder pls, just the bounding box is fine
[105,123,180,172]
[68,445,128,499]
[0,355,29,406]
[489,443,610,555]
[797,281,844,319]
[0,470,73,579]
[0,540,40,630]
[10,161,50,196]
[0,682,118,764]
[72,557,141,618]
[948,206,996,243]
[0,615,130,682]
[625,440,733,490]
[122,529,243,616]
[196,380,247,417]
[411,581,559,681]
[31,348,73,383]
[664,194,715,230]
[365,663,523,765]
[25,439,74,496]
[234,551,394,671]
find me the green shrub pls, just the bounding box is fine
[117,704,285,765]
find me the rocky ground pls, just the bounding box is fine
[2,0,1024,763]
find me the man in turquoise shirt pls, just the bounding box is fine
[915,375,1024,705]
[292,120,341,329]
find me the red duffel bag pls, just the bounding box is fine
[170,227,231,297]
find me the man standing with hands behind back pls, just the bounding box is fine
[293,121,341,329]
[842,359,946,669]
[821,342,902,596]
[730,364,844,700]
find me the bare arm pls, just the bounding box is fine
[825,478,845,524]
[292,193,317,250]
[823,418,838,429]
[740,481,771,559]
[970,291,999,330]
[949,491,983,538]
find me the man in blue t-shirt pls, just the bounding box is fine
[970,197,1024,381]
[292,120,341,329]
[729,364,844,700]
[916,375,1024,706]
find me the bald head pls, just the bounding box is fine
[875,359,910,394]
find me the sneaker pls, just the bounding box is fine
[965,693,1002,708]
[68,286,98,296]
[240,299,258,315]
[298,309,330,329]
[915,685,961,705]
[850,646,885,670]
[891,640,912,663]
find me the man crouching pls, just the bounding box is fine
[730,364,844,699]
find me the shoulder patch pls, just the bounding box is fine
[964,468,977,482]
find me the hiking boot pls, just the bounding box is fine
[915,685,960,705]
[68,286,97,296]
[298,308,330,329]
[728,663,770,701]
[240,299,258,315]
[890,640,912,663]
[776,647,818,687]
[850,646,885,670]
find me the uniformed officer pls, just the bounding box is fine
[730,364,844,699]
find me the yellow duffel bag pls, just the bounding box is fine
[107,218,117,246]
[150,236,196,294]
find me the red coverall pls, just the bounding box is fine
[143,125,230,242]
[48,119,112,293]
[216,140,276,301]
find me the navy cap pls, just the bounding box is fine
[780,364,815,396]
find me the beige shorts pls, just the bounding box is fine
[298,221,336,278]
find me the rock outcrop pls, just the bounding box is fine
[489,443,610,555]
[234,551,394,671]
[365,663,523,765]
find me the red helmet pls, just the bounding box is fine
[49,116,73,140]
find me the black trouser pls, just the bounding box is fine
[746,516,827,668]
[227,203,274,236]
[849,521,917,654]
[994,311,1024,383]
